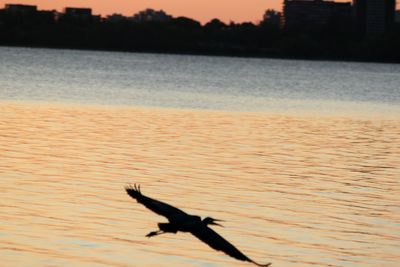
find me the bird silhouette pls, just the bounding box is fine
[125,184,271,266]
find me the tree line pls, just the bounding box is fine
[0,9,399,62]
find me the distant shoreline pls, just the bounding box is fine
[2,5,399,64]
[2,44,400,65]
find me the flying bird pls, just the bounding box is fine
[125,184,271,267]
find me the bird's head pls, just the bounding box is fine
[202,217,224,227]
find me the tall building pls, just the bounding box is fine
[283,0,352,31]
[353,0,396,36]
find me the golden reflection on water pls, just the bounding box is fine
[1,102,399,267]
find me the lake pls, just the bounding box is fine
[0,47,399,267]
[1,46,400,115]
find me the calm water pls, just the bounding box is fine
[1,47,400,267]
[0,46,400,114]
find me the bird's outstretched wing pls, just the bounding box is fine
[125,184,188,222]
[190,223,271,267]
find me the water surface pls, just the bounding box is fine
[1,102,399,267]
[0,46,400,115]
[1,47,399,266]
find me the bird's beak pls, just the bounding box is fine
[211,219,224,227]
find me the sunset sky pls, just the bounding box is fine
[0,0,351,24]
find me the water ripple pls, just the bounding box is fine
[1,102,399,267]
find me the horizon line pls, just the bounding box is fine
[1,2,282,24]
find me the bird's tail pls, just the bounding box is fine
[125,184,142,200]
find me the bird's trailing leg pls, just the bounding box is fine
[145,230,165,238]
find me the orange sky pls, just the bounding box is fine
[0,0,352,23]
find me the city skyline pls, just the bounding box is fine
[0,0,351,23]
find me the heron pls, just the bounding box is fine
[125,184,271,267]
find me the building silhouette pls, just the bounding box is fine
[60,7,100,24]
[106,13,126,23]
[283,0,352,31]
[353,0,396,36]
[64,7,92,18]
[5,4,37,13]
[2,4,55,24]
